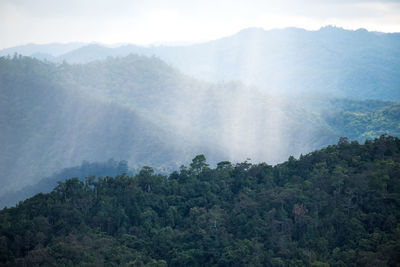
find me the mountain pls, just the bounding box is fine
[21,26,397,101]
[3,27,399,101]
[0,136,399,266]
[51,55,400,163]
[0,55,221,195]
[155,26,400,101]
[1,55,399,197]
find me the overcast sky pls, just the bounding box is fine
[1,0,399,49]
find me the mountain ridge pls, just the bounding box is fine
[3,26,396,101]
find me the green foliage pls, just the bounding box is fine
[324,101,400,141]
[1,136,400,265]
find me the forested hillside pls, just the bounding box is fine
[1,136,399,266]
[0,55,213,195]
[324,102,400,141]
[1,55,400,197]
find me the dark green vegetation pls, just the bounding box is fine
[1,136,399,266]
[1,55,400,197]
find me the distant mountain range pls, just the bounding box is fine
[2,26,399,100]
[0,42,85,58]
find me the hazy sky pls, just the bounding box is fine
[1,0,399,49]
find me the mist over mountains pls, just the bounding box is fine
[1,26,400,205]
[0,55,226,195]
[2,0,400,262]
[2,26,399,100]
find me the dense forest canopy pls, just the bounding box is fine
[0,136,399,266]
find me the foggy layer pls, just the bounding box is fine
[1,27,399,197]
[0,54,336,195]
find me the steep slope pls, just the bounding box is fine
[0,136,399,266]
[54,55,339,164]
[0,56,206,194]
[2,55,400,196]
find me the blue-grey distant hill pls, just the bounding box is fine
[0,42,85,57]
[3,27,397,101]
